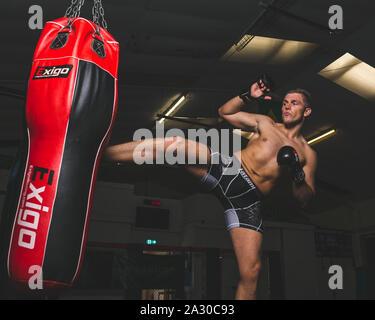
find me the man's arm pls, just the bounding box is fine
[292,149,317,208]
[218,79,274,131]
[218,96,273,131]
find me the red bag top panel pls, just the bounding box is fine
[33,17,119,79]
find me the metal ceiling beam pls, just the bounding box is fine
[156,114,214,128]
[259,1,334,34]
[0,86,25,100]
[233,0,279,48]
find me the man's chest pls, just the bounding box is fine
[258,126,307,166]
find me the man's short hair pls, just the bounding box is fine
[286,88,312,108]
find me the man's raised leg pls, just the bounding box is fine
[103,136,211,180]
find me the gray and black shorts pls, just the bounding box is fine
[201,151,263,234]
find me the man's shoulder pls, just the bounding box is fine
[257,115,276,127]
[303,141,318,162]
[250,114,275,133]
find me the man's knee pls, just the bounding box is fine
[163,136,186,158]
[239,260,262,284]
[164,136,210,165]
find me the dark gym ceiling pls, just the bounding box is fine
[0,0,374,217]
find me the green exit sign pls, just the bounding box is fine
[146,239,157,245]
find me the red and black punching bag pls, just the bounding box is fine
[1,2,119,291]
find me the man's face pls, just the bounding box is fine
[281,93,309,125]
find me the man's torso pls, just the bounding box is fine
[237,120,312,195]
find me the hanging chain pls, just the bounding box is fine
[65,0,85,18]
[92,0,108,31]
[64,0,108,32]
[65,0,85,26]
[64,0,77,18]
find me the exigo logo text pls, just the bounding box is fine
[33,65,73,79]
[17,166,54,249]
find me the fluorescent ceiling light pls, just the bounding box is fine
[222,35,318,65]
[233,129,254,140]
[158,95,186,123]
[318,53,375,102]
[307,129,336,145]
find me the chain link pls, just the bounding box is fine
[92,0,108,30]
[64,0,108,31]
[65,0,85,18]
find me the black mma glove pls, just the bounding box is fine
[277,146,305,184]
[239,73,275,104]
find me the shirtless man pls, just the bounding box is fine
[103,78,317,300]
